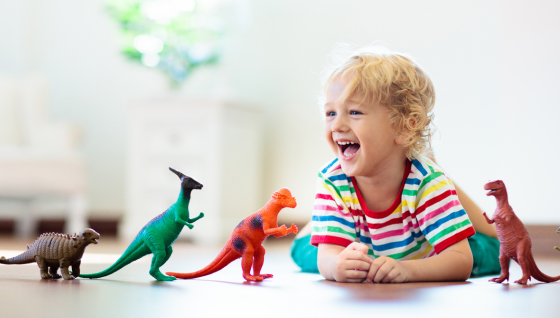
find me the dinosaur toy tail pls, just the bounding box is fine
[528,253,560,283]
[166,247,241,279]
[79,239,149,279]
[0,251,36,265]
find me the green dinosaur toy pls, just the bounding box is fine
[79,167,204,281]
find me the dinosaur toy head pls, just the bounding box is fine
[78,228,100,245]
[484,180,507,197]
[169,167,203,190]
[272,188,297,208]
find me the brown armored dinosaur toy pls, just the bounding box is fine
[0,228,100,280]
[483,180,560,284]
[166,188,298,282]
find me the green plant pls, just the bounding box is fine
[107,0,223,85]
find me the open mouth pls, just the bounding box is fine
[486,189,496,196]
[337,141,360,159]
[92,238,99,244]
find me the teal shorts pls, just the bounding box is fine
[290,232,501,277]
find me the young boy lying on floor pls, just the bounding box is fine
[291,46,500,283]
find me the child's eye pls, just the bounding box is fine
[350,110,362,115]
[326,111,336,117]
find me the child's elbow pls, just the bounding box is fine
[445,240,473,281]
[457,249,473,281]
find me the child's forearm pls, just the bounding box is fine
[317,244,344,281]
[401,239,473,282]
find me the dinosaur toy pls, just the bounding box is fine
[166,188,298,282]
[483,180,560,284]
[0,229,100,280]
[80,167,204,281]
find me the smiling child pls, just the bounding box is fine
[291,47,499,283]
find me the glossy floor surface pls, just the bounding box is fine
[1,237,559,318]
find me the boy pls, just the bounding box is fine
[293,47,499,283]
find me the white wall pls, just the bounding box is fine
[0,0,559,224]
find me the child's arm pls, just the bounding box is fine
[455,184,497,238]
[317,242,372,283]
[364,239,473,283]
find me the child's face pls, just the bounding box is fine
[323,77,406,177]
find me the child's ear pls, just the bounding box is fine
[395,129,410,146]
[395,131,408,145]
[395,118,416,145]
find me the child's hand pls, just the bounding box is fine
[364,256,411,283]
[332,242,372,283]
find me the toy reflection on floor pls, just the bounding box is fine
[167,188,299,282]
[0,229,100,280]
[80,168,204,281]
[554,227,560,252]
[483,180,560,284]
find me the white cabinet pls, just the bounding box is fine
[122,98,263,245]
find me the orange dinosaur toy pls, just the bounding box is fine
[166,188,298,282]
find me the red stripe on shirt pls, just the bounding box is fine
[315,193,335,201]
[417,200,461,227]
[433,226,476,254]
[414,189,457,218]
[367,214,406,230]
[311,235,353,248]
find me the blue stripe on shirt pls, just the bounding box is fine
[321,158,339,174]
[422,209,467,236]
[406,178,421,186]
[359,230,424,251]
[312,214,355,229]
[328,174,348,182]
[412,159,427,176]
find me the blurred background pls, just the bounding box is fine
[0,0,559,247]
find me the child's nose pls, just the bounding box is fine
[331,116,349,132]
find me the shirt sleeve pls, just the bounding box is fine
[310,172,357,247]
[414,172,475,254]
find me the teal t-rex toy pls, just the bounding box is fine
[79,167,204,281]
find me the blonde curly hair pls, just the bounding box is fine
[322,46,435,160]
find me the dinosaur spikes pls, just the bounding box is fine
[169,167,186,180]
[27,244,30,250]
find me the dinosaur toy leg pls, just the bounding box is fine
[489,250,510,283]
[161,246,173,267]
[146,239,176,281]
[514,240,532,284]
[241,245,262,281]
[60,258,74,280]
[252,245,272,279]
[71,260,81,277]
[49,265,61,279]
[36,256,51,279]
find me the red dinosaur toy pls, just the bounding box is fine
[166,188,298,282]
[483,180,560,284]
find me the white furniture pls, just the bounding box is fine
[0,75,87,237]
[123,98,263,245]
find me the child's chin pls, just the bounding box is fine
[339,163,356,177]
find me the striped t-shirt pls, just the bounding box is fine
[311,156,475,260]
